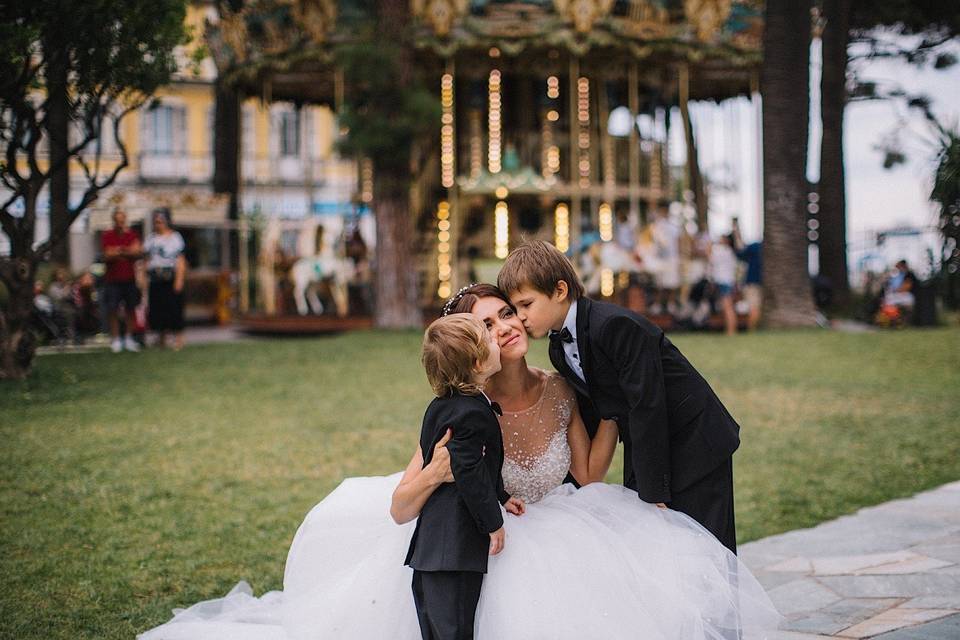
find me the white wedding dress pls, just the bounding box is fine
[141,374,781,640]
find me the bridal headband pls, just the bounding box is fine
[441,283,480,317]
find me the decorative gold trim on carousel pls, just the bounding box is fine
[411,0,469,38]
[553,0,615,35]
[683,0,732,43]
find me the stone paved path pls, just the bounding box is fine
[741,480,960,639]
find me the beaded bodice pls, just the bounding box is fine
[499,372,576,504]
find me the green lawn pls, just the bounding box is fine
[2,327,959,639]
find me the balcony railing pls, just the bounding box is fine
[136,152,328,186]
[137,152,213,183]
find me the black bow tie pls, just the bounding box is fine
[490,401,503,416]
[549,327,574,345]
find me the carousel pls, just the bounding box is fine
[213,0,763,330]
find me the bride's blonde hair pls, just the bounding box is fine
[422,314,490,397]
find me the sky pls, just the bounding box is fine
[668,35,960,263]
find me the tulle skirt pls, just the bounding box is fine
[140,473,781,640]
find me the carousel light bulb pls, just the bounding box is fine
[495,200,509,259]
[577,76,590,185]
[488,69,502,174]
[440,74,456,189]
[547,76,560,100]
[601,268,614,297]
[554,202,570,253]
[437,200,453,299]
[495,186,508,199]
[361,158,374,203]
[469,110,483,178]
[599,203,613,242]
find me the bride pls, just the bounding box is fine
[141,284,780,640]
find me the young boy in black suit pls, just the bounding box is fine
[498,240,741,554]
[405,313,524,639]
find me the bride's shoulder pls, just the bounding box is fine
[532,368,575,398]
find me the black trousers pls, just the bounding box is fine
[669,458,737,554]
[412,570,483,640]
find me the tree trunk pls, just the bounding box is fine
[213,78,241,221]
[46,44,71,266]
[370,0,422,329]
[761,0,819,327]
[818,0,852,306]
[372,174,422,328]
[0,261,38,380]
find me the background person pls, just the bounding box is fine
[710,234,739,336]
[101,208,142,353]
[732,221,762,331]
[47,267,77,346]
[144,209,187,350]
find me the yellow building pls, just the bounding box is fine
[38,2,360,278]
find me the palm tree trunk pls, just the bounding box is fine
[818,0,852,305]
[761,0,819,327]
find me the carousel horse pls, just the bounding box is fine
[290,247,352,317]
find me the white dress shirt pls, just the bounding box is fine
[561,301,586,383]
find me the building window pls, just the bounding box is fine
[279,110,300,157]
[144,104,185,155]
[242,106,256,158]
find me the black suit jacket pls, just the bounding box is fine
[549,297,740,503]
[405,391,509,574]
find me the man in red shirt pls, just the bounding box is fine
[101,208,142,353]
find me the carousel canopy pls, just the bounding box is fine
[208,0,763,105]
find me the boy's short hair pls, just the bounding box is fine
[422,313,490,397]
[497,240,585,300]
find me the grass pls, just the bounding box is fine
[1,327,959,639]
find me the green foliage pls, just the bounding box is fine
[335,42,440,173]
[850,0,960,50]
[1,0,189,228]
[2,328,959,637]
[2,0,188,103]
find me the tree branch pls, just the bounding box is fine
[33,103,136,260]
[848,32,954,62]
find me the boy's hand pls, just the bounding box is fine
[504,496,525,516]
[488,527,505,555]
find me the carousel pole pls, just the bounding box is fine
[750,69,764,238]
[238,216,250,314]
[678,62,708,230]
[569,56,581,255]
[599,73,614,206]
[628,63,640,220]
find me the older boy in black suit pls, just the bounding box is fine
[498,241,740,553]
